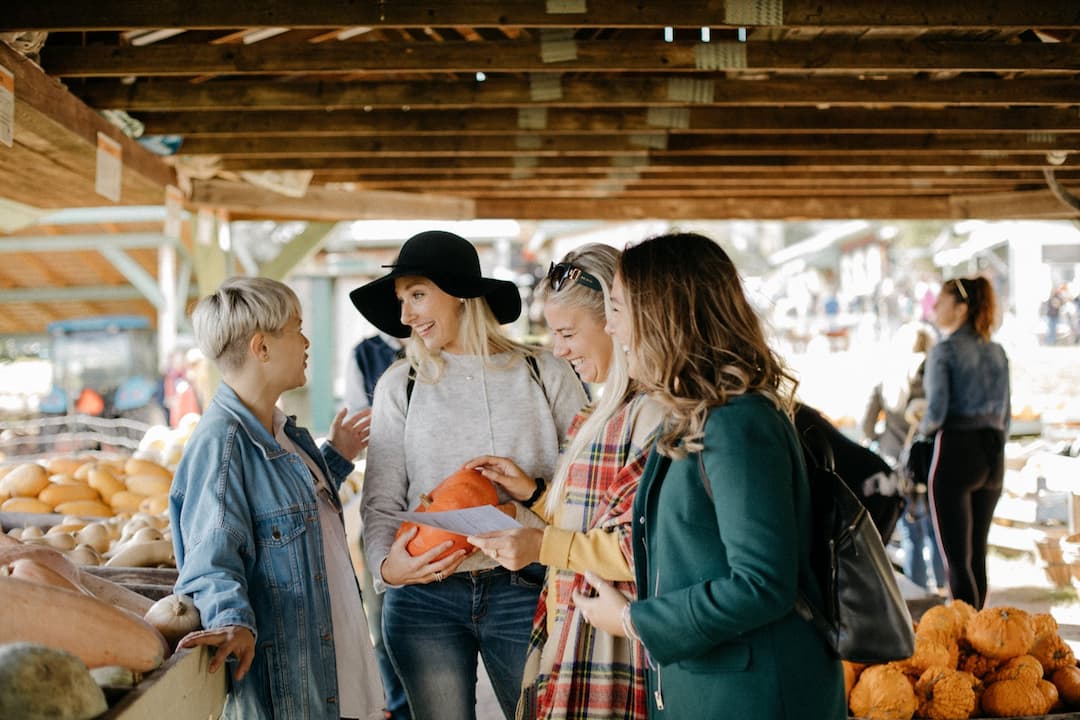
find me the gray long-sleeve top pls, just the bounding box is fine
[361,350,587,591]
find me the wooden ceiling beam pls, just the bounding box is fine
[189,180,476,221]
[41,38,1080,76]
[174,132,1080,157]
[0,42,175,208]
[77,76,1080,111]
[134,106,1080,137]
[221,153,1080,173]
[474,196,956,220]
[5,1,1079,31]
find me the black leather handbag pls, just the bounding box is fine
[795,426,916,664]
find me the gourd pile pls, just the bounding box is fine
[0,542,201,720]
[0,455,178,569]
[846,602,1080,719]
[0,456,175,518]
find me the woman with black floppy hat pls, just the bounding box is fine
[352,230,588,720]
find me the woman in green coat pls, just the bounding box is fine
[575,232,846,720]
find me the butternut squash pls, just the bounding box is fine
[0,545,85,588]
[45,456,89,476]
[124,474,171,497]
[37,483,102,508]
[86,467,125,502]
[47,522,87,535]
[53,500,114,518]
[74,522,111,554]
[76,567,153,616]
[139,494,170,516]
[0,463,49,498]
[2,558,90,595]
[48,472,86,486]
[123,457,172,481]
[109,490,149,514]
[105,539,175,568]
[0,575,168,671]
[65,544,102,567]
[1,497,53,514]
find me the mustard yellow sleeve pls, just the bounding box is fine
[523,484,554,524]
[538,525,634,581]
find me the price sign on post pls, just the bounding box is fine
[0,64,13,148]
[95,132,122,202]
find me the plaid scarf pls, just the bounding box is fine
[518,394,660,720]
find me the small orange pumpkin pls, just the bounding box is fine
[966,606,1035,659]
[395,468,500,561]
[981,678,1052,717]
[1051,666,1080,708]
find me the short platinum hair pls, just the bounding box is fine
[192,276,301,373]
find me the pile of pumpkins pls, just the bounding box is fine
[847,601,1080,719]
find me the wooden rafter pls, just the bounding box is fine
[4,1,1080,31]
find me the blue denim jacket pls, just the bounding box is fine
[169,382,355,720]
[919,324,1011,436]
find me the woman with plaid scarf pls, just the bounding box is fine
[466,243,663,720]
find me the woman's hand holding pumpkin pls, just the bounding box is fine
[380,525,467,586]
[573,571,630,638]
[464,455,536,502]
[468,528,544,571]
[327,407,372,460]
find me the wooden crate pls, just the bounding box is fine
[101,647,226,720]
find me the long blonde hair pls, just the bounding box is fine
[535,244,630,516]
[620,233,798,459]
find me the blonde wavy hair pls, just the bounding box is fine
[619,233,798,459]
[535,243,630,516]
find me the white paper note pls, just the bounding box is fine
[384,505,523,536]
[0,65,13,148]
[95,132,122,202]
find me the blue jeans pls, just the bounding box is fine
[381,564,544,720]
[899,493,946,591]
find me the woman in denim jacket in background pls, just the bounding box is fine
[170,276,385,719]
[918,276,1011,608]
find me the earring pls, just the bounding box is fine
[262,354,270,363]
[459,298,466,304]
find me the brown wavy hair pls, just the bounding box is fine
[619,232,798,458]
[942,276,997,341]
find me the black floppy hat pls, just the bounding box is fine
[349,230,522,338]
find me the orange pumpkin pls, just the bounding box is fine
[1051,666,1080,708]
[966,606,1035,660]
[394,468,500,561]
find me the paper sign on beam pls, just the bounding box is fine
[0,65,13,148]
[95,132,122,202]
[164,185,184,239]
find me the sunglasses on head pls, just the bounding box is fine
[547,262,602,292]
[952,279,969,302]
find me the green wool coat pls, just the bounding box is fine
[629,393,847,720]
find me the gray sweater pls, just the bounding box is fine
[361,350,587,590]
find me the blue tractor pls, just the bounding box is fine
[39,316,166,438]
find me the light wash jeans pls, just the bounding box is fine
[899,492,946,591]
[381,564,544,720]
